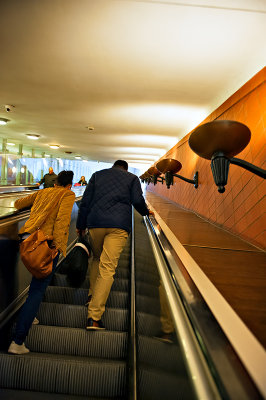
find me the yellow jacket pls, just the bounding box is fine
[15,187,75,257]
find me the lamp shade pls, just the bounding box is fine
[148,166,161,176]
[189,120,251,160]
[156,158,182,174]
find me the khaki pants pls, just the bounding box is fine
[88,228,129,320]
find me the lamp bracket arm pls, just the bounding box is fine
[173,171,199,188]
[173,173,194,184]
[230,157,266,179]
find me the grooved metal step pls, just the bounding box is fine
[137,312,161,336]
[136,269,160,285]
[138,335,184,374]
[0,389,120,400]
[138,366,195,400]
[37,303,128,332]
[136,281,159,298]
[44,287,129,309]
[136,295,160,316]
[0,353,126,398]
[25,325,127,359]
[52,275,129,292]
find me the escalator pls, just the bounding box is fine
[0,210,262,399]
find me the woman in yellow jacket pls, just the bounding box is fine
[8,170,75,355]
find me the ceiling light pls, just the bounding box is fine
[75,156,81,159]
[86,126,94,131]
[49,144,60,149]
[26,134,40,140]
[0,118,9,125]
[7,142,15,146]
[82,159,88,162]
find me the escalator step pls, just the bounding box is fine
[138,335,184,374]
[136,281,159,298]
[136,270,160,285]
[0,353,126,398]
[44,287,129,309]
[26,325,127,359]
[138,366,195,400]
[136,295,160,316]
[51,275,129,292]
[0,388,121,400]
[37,303,128,332]
[137,312,161,336]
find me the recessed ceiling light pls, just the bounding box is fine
[75,156,81,159]
[26,134,40,140]
[7,142,15,146]
[49,144,60,149]
[0,118,9,125]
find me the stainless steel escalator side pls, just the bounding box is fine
[144,215,263,400]
[0,184,39,193]
[143,215,221,400]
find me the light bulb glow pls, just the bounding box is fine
[26,134,40,140]
[0,118,8,125]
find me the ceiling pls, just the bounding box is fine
[0,0,265,170]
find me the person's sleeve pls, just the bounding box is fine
[130,176,149,216]
[76,173,96,230]
[14,191,39,210]
[53,191,75,256]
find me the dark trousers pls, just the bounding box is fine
[13,254,59,345]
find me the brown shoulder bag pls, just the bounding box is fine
[20,191,66,279]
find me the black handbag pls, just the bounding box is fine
[59,235,91,287]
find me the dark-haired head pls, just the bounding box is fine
[56,170,74,188]
[113,160,128,171]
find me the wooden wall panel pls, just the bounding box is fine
[148,68,266,250]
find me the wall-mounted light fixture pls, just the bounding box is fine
[189,120,266,193]
[156,158,198,189]
[139,172,151,184]
[147,166,165,185]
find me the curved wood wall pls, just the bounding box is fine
[148,67,265,250]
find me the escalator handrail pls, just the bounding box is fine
[128,207,137,400]
[0,195,84,225]
[144,215,221,400]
